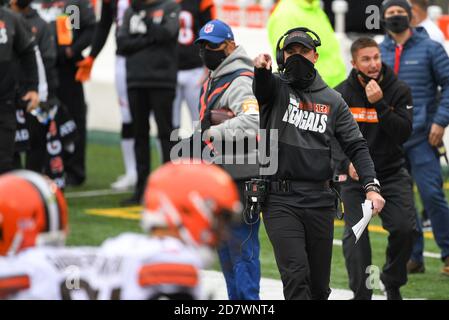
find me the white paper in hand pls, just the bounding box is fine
[352,200,373,243]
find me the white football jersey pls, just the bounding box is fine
[0,234,203,300]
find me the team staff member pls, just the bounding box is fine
[0,3,39,174]
[76,0,138,191]
[253,28,385,300]
[410,0,445,46]
[334,38,416,300]
[9,0,59,172]
[33,0,96,186]
[194,19,260,300]
[172,0,216,130]
[117,0,180,205]
[379,0,449,276]
[10,0,56,102]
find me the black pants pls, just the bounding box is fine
[341,168,417,299]
[0,101,16,174]
[57,64,87,183]
[25,114,47,173]
[263,194,335,300]
[128,87,175,198]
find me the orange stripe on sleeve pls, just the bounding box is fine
[350,107,379,123]
[207,83,231,104]
[138,263,199,288]
[199,79,209,121]
[240,71,254,77]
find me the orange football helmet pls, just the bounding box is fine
[0,170,68,256]
[141,162,241,248]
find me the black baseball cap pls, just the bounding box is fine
[282,30,316,50]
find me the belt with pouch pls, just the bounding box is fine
[269,180,330,193]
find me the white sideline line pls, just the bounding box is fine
[333,239,440,259]
[65,189,132,198]
[201,270,390,300]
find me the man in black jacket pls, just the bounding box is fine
[10,0,56,102]
[253,28,385,300]
[0,3,39,174]
[334,37,417,300]
[10,0,57,169]
[117,0,180,204]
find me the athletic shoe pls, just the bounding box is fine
[111,174,137,191]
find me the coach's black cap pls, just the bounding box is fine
[282,30,316,50]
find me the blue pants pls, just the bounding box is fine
[217,217,261,300]
[407,140,449,263]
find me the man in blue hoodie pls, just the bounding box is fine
[379,0,449,276]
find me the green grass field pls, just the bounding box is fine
[65,132,449,300]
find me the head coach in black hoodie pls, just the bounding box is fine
[333,37,417,300]
[254,28,385,300]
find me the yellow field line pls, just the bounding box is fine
[85,207,142,220]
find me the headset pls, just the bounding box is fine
[275,27,322,72]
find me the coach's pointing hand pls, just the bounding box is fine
[254,54,272,70]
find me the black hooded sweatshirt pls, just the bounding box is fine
[254,66,377,207]
[334,63,413,179]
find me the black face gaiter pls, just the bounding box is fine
[357,70,382,84]
[284,54,316,90]
[200,47,227,71]
[16,0,32,9]
[384,15,410,34]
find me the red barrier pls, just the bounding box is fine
[221,3,241,27]
[245,4,266,28]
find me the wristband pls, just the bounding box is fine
[364,178,381,194]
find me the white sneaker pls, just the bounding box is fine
[111,174,137,191]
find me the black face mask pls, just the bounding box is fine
[357,69,381,84]
[200,47,227,71]
[284,54,316,89]
[16,0,32,9]
[384,15,410,34]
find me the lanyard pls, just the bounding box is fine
[394,44,404,75]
